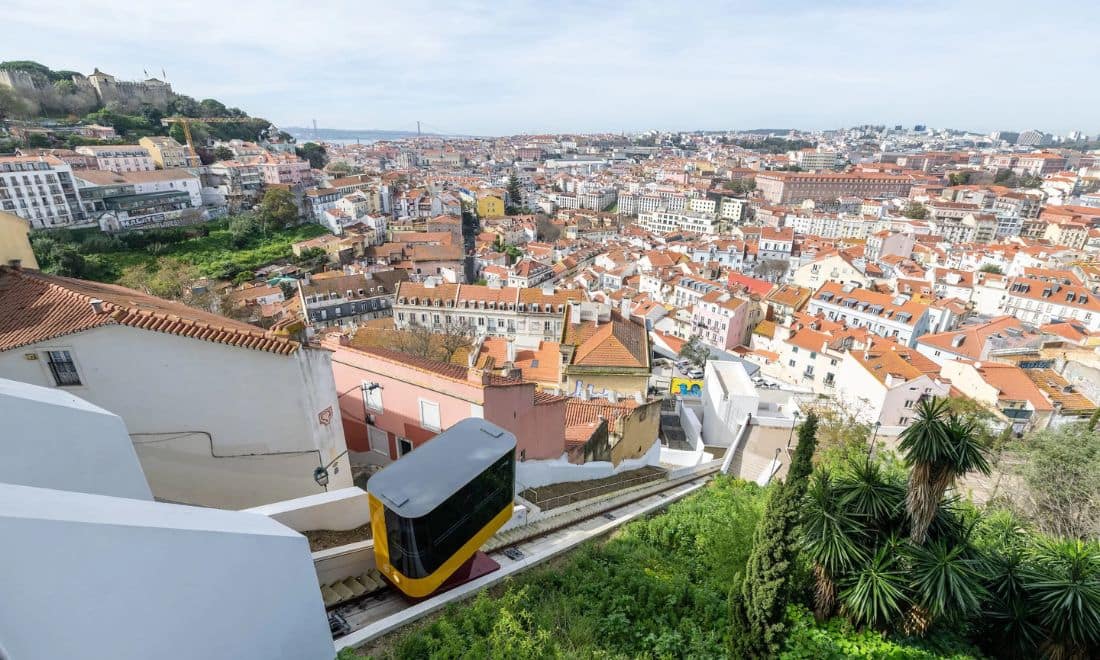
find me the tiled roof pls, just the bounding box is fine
[345,344,525,387]
[563,310,648,369]
[564,397,638,426]
[0,266,298,355]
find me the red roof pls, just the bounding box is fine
[0,267,298,355]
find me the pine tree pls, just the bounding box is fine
[505,174,523,213]
[730,413,818,657]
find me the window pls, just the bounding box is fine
[904,400,915,408]
[363,382,384,412]
[419,399,441,432]
[45,350,81,386]
[367,425,389,456]
[788,359,797,367]
[397,437,414,457]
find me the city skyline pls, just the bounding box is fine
[6,0,1099,136]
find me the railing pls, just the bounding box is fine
[519,469,668,510]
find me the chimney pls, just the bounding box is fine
[303,272,312,285]
[467,367,491,386]
[89,299,105,314]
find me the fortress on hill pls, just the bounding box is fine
[0,67,174,113]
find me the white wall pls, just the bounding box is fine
[247,486,370,532]
[516,440,662,489]
[0,483,333,660]
[0,378,152,500]
[702,361,760,447]
[0,325,351,509]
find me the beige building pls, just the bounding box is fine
[756,171,915,204]
[138,136,199,169]
[0,211,39,269]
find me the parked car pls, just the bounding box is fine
[686,368,704,379]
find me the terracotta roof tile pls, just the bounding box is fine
[0,267,298,355]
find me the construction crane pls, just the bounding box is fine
[160,116,271,160]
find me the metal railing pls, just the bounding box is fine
[519,470,667,510]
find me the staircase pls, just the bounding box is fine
[320,568,387,609]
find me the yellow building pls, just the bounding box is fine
[0,211,39,269]
[138,136,200,169]
[477,193,505,218]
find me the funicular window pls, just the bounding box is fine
[384,451,514,578]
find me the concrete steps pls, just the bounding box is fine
[321,569,386,608]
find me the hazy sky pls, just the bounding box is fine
[6,1,1098,136]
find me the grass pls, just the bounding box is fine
[348,477,766,659]
[341,476,981,659]
[36,220,328,284]
[117,223,323,281]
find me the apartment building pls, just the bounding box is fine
[806,281,931,347]
[0,155,85,229]
[298,270,407,331]
[756,171,915,204]
[638,208,725,234]
[75,168,204,231]
[837,341,951,427]
[138,136,200,169]
[1002,276,1100,331]
[394,281,586,341]
[691,290,762,350]
[74,145,155,173]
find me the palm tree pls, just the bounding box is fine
[898,397,991,544]
[906,538,987,633]
[1024,539,1100,659]
[835,458,906,536]
[839,543,909,629]
[801,470,866,619]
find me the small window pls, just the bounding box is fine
[46,350,81,386]
[419,399,441,432]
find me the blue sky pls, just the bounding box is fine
[5,1,1098,136]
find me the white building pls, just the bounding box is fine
[638,209,725,235]
[75,144,155,173]
[0,155,86,229]
[0,266,352,509]
[701,360,759,448]
[836,342,951,429]
[806,281,932,347]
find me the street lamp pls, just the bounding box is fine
[867,421,882,460]
[314,449,350,488]
[786,410,801,450]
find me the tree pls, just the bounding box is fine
[754,259,789,282]
[948,172,972,186]
[677,335,709,368]
[256,188,299,231]
[1010,423,1100,539]
[535,215,561,242]
[731,414,819,656]
[902,202,928,220]
[212,146,234,161]
[505,174,523,213]
[899,397,991,544]
[296,142,327,169]
[0,85,32,122]
[979,263,1004,274]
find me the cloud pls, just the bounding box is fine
[4,0,1097,135]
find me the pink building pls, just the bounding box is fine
[691,290,764,351]
[325,339,566,463]
[256,153,313,185]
